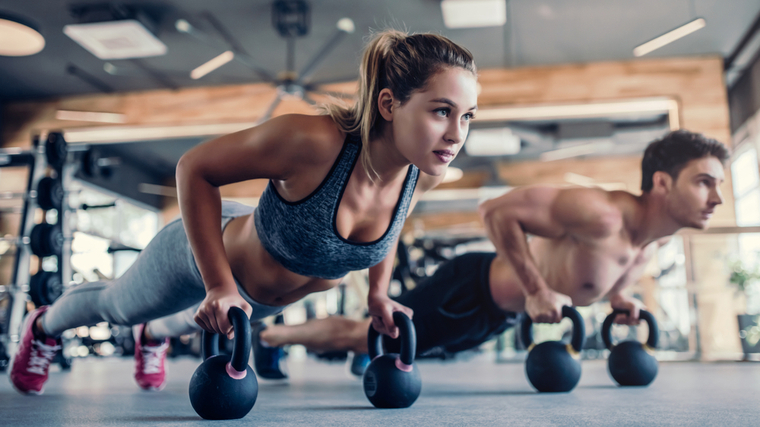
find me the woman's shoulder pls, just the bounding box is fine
[269,114,347,165]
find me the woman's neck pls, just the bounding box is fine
[365,127,411,185]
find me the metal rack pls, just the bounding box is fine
[0,132,70,365]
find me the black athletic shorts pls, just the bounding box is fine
[384,252,519,356]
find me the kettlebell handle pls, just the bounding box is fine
[367,311,416,366]
[601,309,658,350]
[520,305,586,353]
[201,306,251,373]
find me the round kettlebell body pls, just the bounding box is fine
[189,356,257,419]
[189,307,258,420]
[608,341,658,386]
[363,354,422,408]
[363,312,421,408]
[521,305,586,393]
[602,309,659,387]
[525,341,582,392]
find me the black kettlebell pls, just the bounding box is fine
[189,307,258,420]
[363,312,421,408]
[602,309,659,386]
[521,305,586,393]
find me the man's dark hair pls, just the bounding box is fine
[641,130,729,192]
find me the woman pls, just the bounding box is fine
[10,29,479,394]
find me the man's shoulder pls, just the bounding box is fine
[551,187,625,238]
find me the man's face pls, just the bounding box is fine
[665,156,725,229]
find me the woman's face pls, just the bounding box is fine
[389,67,478,176]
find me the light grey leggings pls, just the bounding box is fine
[41,201,286,339]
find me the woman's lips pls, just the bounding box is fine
[434,150,455,163]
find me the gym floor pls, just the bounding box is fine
[2,355,759,426]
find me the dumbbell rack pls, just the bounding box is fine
[0,131,71,363]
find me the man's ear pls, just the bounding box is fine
[377,88,395,122]
[651,171,673,195]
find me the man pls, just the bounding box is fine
[253,129,728,378]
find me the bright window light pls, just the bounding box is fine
[441,0,507,29]
[465,128,521,156]
[443,167,464,183]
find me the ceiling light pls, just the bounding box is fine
[64,19,167,59]
[633,18,706,57]
[564,172,596,186]
[441,0,507,29]
[0,12,44,56]
[191,50,235,80]
[540,141,615,162]
[336,18,355,33]
[56,110,126,123]
[63,122,255,144]
[475,98,680,130]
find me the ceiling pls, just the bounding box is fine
[1,0,759,102]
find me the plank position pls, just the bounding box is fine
[252,130,728,377]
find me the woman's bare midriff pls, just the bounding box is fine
[222,214,342,307]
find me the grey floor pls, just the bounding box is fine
[2,354,759,426]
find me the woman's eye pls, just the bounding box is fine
[463,113,474,121]
[435,109,449,117]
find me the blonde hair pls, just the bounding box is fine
[322,30,477,181]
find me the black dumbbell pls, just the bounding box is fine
[602,309,659,386]
[45,132,67,170]
[29,270,64,306]
[0,223,64,257]
[29,223,64,257]
[0,176,64,211]
[521,306,586,393]
[36,177,64,210]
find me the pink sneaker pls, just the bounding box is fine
[10,306,62,395]
[133,323,169,391]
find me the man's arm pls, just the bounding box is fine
[479,186,622,323]
[606,240,664,324]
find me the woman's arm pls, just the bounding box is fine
[176,114,341,337]
[365,171,444,337]
[366,242,414,338]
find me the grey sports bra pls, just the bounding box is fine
[254,134,420,279]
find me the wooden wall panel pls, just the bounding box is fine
[1,81,357,148]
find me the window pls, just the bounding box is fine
[732,147,760,226]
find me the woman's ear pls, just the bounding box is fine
[377,88,395,122]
